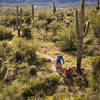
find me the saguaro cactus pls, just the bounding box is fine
[32,4,34,22]
[75,0,90,73]
[16,5,19,30]
[96,0,100,10]
[53,2,56,14]
[0,64,7,81]
[20,8,22,25]
[16,5,21,37]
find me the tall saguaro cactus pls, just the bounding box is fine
[16,5,19,30]
[16,5,21,37]
[32,4,34,22]
[75,0,90,73]
[20,8,23,27]
[53,2,56,14]
[96,0,100,10]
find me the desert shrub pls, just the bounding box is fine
[47,21,62,41]
[24,16,31,25]
[37,11,52,21]
[0,84,23,100]
[56,26,77,51]
[17,63,28,70]
[23,9,31,17]
[0,41,12,60]
[22,26,32,39]
[13,38,39,65]
[9,16,16,26]
[48,21,61,34]
[55,11,65,21]
[0,26,13,40]
[23,72,60,99]
[34,20,48,29]
[34,55,51,67]
[14,50,25,63]
[2,10,16,16]
[0,16,10,27]
[29,66,37,76]
[91,56,100,99]
[37,32,52,41]
[91,12,100,38]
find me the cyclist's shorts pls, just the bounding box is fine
[56,61,61,64]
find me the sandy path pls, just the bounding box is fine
[36,52,56,71]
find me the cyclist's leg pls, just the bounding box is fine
[56,62,61,71]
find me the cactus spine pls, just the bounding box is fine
[75,0,90,73]
[0,65,7,81]
[32,4,34,22]
[53,2,56,14]
[96,0,99,10]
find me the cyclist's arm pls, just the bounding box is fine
[56,59,59,64]
[70,68,74,72]
[62,57,64,64]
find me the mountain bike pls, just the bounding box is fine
[56,63,64,76]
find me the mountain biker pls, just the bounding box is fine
[56,56,64,74]
[56,56,64,65]
[64,67,74,79]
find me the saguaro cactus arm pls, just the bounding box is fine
[20,8,22,17]
[84,21,90,37]
[75,10,79,36]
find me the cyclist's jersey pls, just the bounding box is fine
[64,67,74,75]
[56,56,64,64]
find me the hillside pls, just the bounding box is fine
[0,0,96,4]
[0,0,100,100]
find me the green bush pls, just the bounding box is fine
[0,26,13,40]
[34,20,48,29]
[91,56,100,97]
[23,72,60,99]
[48,21,61,34]
[9,16,16,26]
[0,84,23,100]
[23,9,31,17]
[0,41,12,60]
[0,16,10,27]
[92,56,100,68]
[37,11,52,21]
[55,11,65,21]
[13,38,39,65]
[24,16,31,25]
[22,27,32,39]
[56,26,77,51]
[91,12,100,38]
[0,15,18,27]
[29,66,37,76]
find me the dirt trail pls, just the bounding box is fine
[36,52,56,71]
